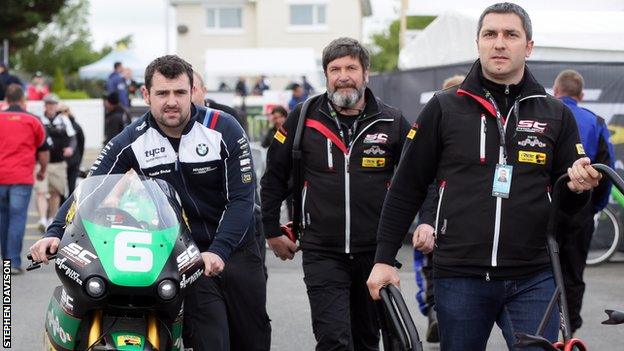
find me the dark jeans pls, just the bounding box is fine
[435,270,559,351]
[0,184,33,269]
[183,238,271,350]
[559,209,594,333]
[302,249,380,351]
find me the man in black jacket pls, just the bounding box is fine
[103,91,130,145]
[261,37,410,350]
[367,3,603,350]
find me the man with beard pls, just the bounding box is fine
[261,37,410,350]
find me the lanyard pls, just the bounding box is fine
[483,89,509,163]
[326,102,364,148]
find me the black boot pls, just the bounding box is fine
[426,308,440,343]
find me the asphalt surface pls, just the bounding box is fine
[7,148,624,350]
[10,233,624,350]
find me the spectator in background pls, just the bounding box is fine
[261,106,287,148]
[103,91,130,145]
[27,71,50,101]
[288,83,307,111]
[123,67,140,104]
[554,69,615,334]
[218,81,230,92]
[253,75,270,95]
[302,75,315,96]
[442,74,466,90]
[35,94,77,232]
[0,84,49,273]
[0,63,23,101]
[106,61,130,108]
[235,76,248,97]
[57,104,84,195]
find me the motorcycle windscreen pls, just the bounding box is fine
[72,172,182,287]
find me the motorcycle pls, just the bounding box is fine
[28,172,204,350]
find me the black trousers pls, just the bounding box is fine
[302,249,380,351]
[183,238,271,350]
[559,208,594,333]
[422,252,435,312]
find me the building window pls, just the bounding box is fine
[289,4,327,27]
[206,6,243,30]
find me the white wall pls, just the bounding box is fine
[26,100,105,150]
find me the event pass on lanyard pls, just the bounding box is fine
[492,164,513,198]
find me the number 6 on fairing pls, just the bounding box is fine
[114,231,153,272]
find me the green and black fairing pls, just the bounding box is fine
[43,173,204,350]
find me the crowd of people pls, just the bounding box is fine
[0,1,617,350]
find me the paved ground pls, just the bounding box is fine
[7,148,624,350]
[9,235,624,350]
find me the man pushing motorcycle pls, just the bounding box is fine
[30,55,271,350]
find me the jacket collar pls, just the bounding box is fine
[459,59,546,100]
[560,96,579,107]
[457,59,546,118]
[5,104,24,112]
[146,103,201,138]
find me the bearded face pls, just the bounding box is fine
[325,55,368,109]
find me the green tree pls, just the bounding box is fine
[0,0,66,58]
[369,16,436,73]
[14,0,112,76]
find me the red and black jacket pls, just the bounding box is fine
[376,61,588,279]
[261,89,410,254]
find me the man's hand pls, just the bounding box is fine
[367,263,401,300]
[567,157,602,193]
[201,252,225,277]
[267,235,298,260]
[36,168,46,181]
[29,237,61,264]
[412,223,435,254]
[63,147,74,158]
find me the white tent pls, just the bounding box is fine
[78,48,151,80]
[399,10,624,70]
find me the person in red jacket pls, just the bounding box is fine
[0,84,49,273]
[26,71,50,101]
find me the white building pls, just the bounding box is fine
[170,0,372,89]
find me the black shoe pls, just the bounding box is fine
[426,309,440,343]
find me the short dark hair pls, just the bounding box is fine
[555,70,584,98]
[5,84,24,103]
[477,2,533,41]
[114,62,122,70]
[144,55,194,91]
[322,37,370,73]
[271,106,288,117]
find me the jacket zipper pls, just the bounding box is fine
[480,114,487,164]
[434,181,447,238]
[490,94,547,267]
[177,149,210,238]
[327,139,334,170]
[343,118,394,254]
[301,181,309,228]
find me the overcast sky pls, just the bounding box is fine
[86,0,624,61]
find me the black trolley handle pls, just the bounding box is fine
[547,163,624,341]
[380,284,423,351]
